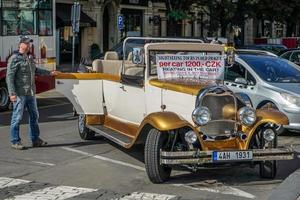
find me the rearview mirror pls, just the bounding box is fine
[132,48,144,65]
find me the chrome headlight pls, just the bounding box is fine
[184,130,197,144]
[238,107,256,126]
[192,106,211,126]
[280,92,300,107]
[262,128,275,142]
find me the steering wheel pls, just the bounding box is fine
[266,66,278,81]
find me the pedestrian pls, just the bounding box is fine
[6,35,60,150]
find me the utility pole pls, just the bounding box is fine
[71,2,81,72]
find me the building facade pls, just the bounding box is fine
[56,0,167,63]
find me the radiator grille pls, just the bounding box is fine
[200,94,237,136]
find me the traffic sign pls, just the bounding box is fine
[117,15,124,31]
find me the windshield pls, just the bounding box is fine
[240,55,300,83]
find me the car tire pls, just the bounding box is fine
[259,127,277,179]
[0,82,10,111]
[78,114,95,140]
[145,128,172,183]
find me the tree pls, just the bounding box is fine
[197,0,257,37]
[159,0,199,36]
[253,0,300,37]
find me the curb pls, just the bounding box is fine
[267,168,300,200]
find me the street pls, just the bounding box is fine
[0,90,299,200]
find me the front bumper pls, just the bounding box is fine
[281,107,300,131]
[160,146,294,165]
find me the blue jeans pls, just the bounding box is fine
[10,96,40,144]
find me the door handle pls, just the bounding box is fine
[120,85,126,91]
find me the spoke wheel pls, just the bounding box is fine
[145,128,172,183]
[78,114,95,140]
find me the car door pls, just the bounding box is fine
[224,61,258,102]
[55,74,104,115]
[104,64,146,124]
[290,51,300,66]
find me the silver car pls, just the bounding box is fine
[224,54,300,132]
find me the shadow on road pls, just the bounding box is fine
[0,97,74,126]
[32,137,106,149]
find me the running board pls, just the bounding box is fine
[86,125,133,147]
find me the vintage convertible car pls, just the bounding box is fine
[56,37,294,183]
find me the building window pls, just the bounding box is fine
[121,9,143,37]
[38,10,52,36]
[38,0,53,36]
[2,0,37,8]
[2,10,35,36]
[38,0,52,9]
[0,0,53,36]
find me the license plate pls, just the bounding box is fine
[213,150,253,162]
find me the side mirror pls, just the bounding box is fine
[225,47,235,67]
[132,48,144,65]
[235,77,248,85]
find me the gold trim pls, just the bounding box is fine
[103,115,138,139]
[243,109,289,149]
[149,79,207,95]
[202,139,239,151]
[86,115,105,125]
[133,111,205,149]
[139,111,191,131]
[56,73,121,82]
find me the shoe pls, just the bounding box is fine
[11,142,26,150]
[32,138,48,147]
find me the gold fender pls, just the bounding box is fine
[129,111,203,148]
[140,111,194,131]
[244,109,289,148]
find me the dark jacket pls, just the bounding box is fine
[6,52,50,96]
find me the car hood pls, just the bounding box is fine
[267,82,300,96]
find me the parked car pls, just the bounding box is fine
[236,49,278,57]
[225,54,300,132]
[56,38,293,183]
[277,48,300,56]
[278,49,300,66]
[242,44,287,55]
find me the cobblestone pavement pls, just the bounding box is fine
[0,177,180,200]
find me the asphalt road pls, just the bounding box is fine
[0,90,299,200]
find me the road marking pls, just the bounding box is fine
[173,184,256,199]
[5,185,97,200]
[32,161,55,166]
[62,147,145,171]
[0,177,31,189]
[118,192,176,200]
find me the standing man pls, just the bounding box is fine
[6,36,59,150]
